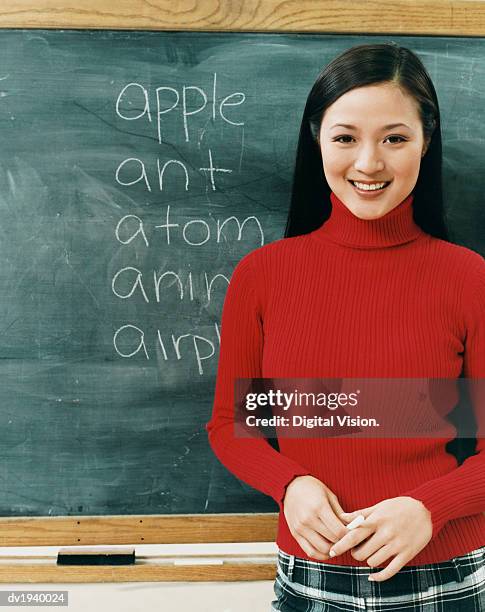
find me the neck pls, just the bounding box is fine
[311,191,425,249]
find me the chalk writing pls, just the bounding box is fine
[111,73,263,374]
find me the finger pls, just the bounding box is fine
[352,531,390,563]
[297,532,330,560]
[369,554,407,582]
[365,544,396,568]
[327,493,346,518]
[346,515,367,530]
[340,505,375,522]
[301,527,333,557]
[316,506,349,542]
[323,515,362,549]
[329,525,374,557]
[339,511,359,522]
[311,515,343,544]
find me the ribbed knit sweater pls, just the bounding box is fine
[205,191,485,566]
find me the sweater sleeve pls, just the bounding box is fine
[402,251,485,538]
[205,251,311,511]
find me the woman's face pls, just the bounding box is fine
[318,82,430,220]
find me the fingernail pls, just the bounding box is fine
[368,576,375,581]
[329,550,336,557]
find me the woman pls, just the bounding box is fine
[206,42,485,610]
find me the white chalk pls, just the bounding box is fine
[346,515,366,530]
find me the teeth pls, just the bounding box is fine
[352,181,388,191]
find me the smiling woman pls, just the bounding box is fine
[206,42,485,611]
[317,83,429,220]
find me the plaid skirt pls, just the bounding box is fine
[271,545,485,611]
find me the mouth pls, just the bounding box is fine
[348,179,392,195]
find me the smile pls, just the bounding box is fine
[348,180,391,191]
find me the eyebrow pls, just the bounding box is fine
[330,123,412,131]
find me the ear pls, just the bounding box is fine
[316,123,322,146]
[422,136,431,157]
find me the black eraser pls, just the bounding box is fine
[57,547,135,565]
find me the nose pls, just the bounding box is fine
[353,144,385,174]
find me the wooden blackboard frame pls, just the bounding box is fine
[0,514,277,582]
[1,0,484,583]
[1,0,485,36]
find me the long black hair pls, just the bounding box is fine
[285,42,449,241]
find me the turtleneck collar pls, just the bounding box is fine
[311,191,425,249]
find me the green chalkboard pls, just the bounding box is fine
[0,29,484,517]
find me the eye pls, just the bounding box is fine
[332,135,408,144]
[333,135,354,144]
[385,135,407,144]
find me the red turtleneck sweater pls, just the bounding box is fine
[205,191,485,566]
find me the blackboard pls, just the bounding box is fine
[1,29,484,517]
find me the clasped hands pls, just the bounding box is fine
[283,475,433,582]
